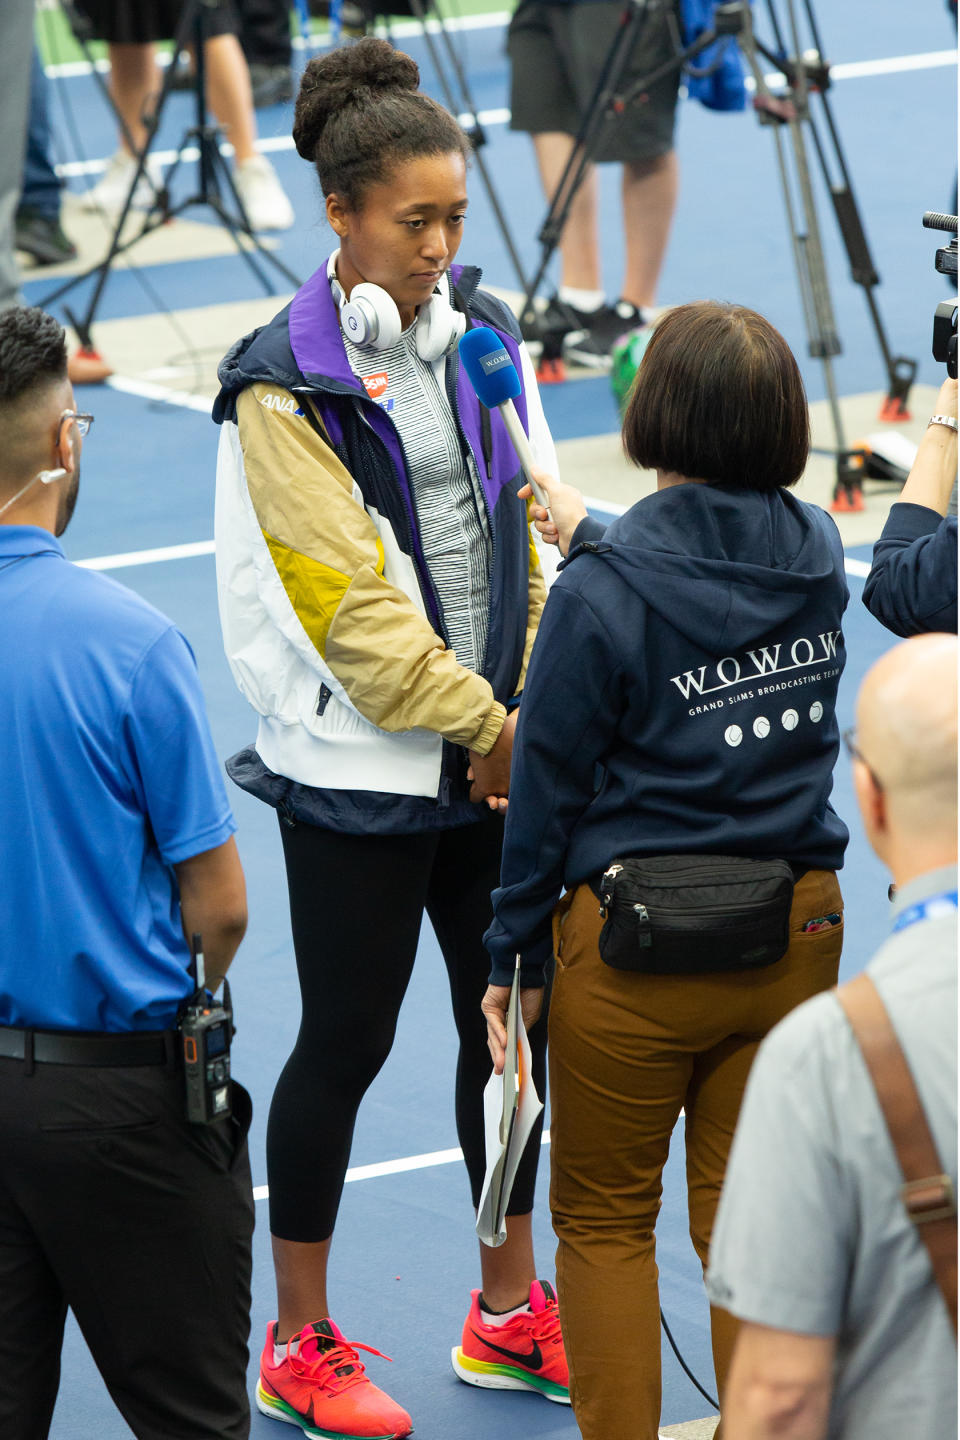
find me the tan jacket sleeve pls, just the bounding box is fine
[237,384,505,754]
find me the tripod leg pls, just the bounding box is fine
[208,143,302,290]
[743,8,868,510]
[807,93,916,418]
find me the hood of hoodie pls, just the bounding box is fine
[569,482,847,654]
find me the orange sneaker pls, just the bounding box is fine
[256,1319,413,1438]
[451,1280,570,1404]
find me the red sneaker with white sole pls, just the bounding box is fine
[451,1279,570,1404]
[257,1319,413,1438]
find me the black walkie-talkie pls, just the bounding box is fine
[179,933,233,1125]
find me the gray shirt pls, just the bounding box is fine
[707,865,958,1437]
[343,315,492,676]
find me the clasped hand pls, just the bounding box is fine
[467,708,517,813]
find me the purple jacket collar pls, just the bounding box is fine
[288,256,473,386]
[286,256,529,523]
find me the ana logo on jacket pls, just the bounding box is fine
[259,392,304,416]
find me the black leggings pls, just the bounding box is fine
[267,814,551,1242]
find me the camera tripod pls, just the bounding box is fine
[40,0,301,355]
[520,0,916,508]
[739,0,916,509]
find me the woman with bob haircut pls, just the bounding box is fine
[482,301,850,1439]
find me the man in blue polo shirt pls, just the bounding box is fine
[0,306,254,1440]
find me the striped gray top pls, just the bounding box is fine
[343,322,492,676]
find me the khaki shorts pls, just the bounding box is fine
[508,0,681,163]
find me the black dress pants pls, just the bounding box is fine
[0,1054,255,1440]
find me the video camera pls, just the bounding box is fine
[923,211,958,380]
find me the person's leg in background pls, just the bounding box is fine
[235,0,294,106]
[16,46,78,267]
[683,870,844,1424]
[507,1,610,341]
[530,133,602,301]
[79,6,293,230]
[508,0,680,365]
[621,147,678,310]
[0,0,35,312]
[556,0,680,362]
[77,40,167,212]
[15,42,112,381]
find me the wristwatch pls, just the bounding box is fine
[927,414,959,433]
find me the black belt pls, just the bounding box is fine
[0,1027,174,1067]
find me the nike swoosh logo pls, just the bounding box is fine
[470,1331,543,1369]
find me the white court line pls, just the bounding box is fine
[76,539,215,571]
[71,392,873,578]
[74,525,872,580]
[48,47,958,177]
[105,373,216,415]
[250,1131,551,1203]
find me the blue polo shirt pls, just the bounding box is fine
[0,527,236,1032]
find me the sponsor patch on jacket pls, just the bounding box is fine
[362,372,389,400]
[259,391,304,416]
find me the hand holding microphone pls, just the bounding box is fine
[458,327,551,511]
[517,472,589,558]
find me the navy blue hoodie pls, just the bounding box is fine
[485,483,850,985]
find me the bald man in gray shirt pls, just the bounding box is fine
[707,633,958,1439]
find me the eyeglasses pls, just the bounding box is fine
[58,410,94,442]
[842,726,884,793]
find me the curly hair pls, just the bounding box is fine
[0,307,67,405]
[293,37,469,209]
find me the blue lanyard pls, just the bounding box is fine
[892,890,958,934]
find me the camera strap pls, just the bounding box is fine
[837,972,957,1339]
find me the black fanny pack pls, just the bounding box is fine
[595,855,796,975]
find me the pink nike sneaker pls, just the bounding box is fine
[451,1280,570,1404]
[257,1319,413,1437]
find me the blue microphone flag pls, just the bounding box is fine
[458,327,522,408]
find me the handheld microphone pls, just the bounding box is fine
[458,328,550,511]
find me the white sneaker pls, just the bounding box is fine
[233,155,295,232]
[80,151,165,213]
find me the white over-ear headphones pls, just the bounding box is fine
[328,253,465,363]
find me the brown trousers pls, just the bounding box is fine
[548,868,844,1440]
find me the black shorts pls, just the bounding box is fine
[72,0,238,44]
[508,0,680,163]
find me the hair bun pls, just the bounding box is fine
[293,38,420,160]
